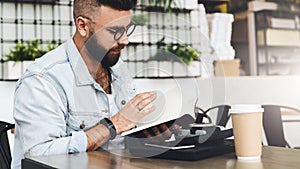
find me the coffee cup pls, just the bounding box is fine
[226,160,264,169]
[234,161,264,169]
[230,104,264,161]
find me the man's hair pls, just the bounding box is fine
[73,0,137,21]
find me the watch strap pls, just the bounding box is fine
[100,118,117,140]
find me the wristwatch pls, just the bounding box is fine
[100,118,117,140]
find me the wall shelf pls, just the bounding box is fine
[232,1,300,76]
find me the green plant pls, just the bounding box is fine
[149,37,200,65]
[165,44,200,65]
[149,0,174,12]
[131,14,149,25]
[5,39,57,61]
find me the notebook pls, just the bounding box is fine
[121,86,196,136]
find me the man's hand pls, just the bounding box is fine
[85,91,156,151]
[141,114,195,144]
[142,124,181,144]
[111,91,157,134]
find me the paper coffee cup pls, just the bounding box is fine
[230,104,263,161]
[234,160,264,169]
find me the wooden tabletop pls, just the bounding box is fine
[22,146,300,169]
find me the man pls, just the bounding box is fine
[11,0,157,168]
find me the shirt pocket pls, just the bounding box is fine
[67,111,102,131]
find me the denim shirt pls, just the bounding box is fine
[11,38,136,169]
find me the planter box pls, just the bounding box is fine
[135,61,170,78]
[158,61,173,77]
[3,61,22,80]
[173,62,187,77]
[174,61,201,77]
[143,61,201,78]
[187,61,201,76]
[135,61,145,78]
[147,61,159,77]
[2,60,34,80]
[22,60,34,73]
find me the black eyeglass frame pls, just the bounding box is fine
[77,16,136,41]
[107,23,136,41]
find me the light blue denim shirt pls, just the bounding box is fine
[11,38,136,169]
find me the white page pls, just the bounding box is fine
[121,87,183,136]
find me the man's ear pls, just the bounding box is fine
[76,17,89,37]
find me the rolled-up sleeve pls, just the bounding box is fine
[68,131,87,153]
[14,74,87,157]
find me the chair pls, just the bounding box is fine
[194,104,231,127]
[0,121,15,169]
[262,105,300,149]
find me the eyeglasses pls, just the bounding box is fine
[77,16,136,41]
[106,24,136,41]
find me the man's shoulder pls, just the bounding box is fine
[17,42,75,87]
[25,43,70,75]
[16,43,75,91]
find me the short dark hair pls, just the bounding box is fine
[96,0,137,10]
[73,0,137,21]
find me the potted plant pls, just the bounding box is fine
[130,14,149,43]
[2,39,57,80]
[147,37,200,77]
[165,43,201,77]
[148,0,173,12]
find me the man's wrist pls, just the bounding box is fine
[100,118,117,140]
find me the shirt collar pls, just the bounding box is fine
[65,38,125,87]
[65,38,95,86]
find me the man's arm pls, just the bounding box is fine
[14,75,88,156]
[85,91,157,151]
[85,124,110,151]
[15,74,157,154]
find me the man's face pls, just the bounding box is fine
[84,6,132,68]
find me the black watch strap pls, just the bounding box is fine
[100,118,117,140]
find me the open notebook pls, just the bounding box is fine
[121,86,196,136]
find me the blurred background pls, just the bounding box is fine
[1,0,300,152]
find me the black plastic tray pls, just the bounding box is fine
[125,137,235,161]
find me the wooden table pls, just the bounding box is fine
[22,146,300,169]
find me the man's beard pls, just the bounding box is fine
[84,32,121,68]
[101,50,120,68]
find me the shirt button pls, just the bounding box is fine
[80,120,85,129]
[121,100,126,105]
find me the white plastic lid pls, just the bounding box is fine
[230,104,264,114]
